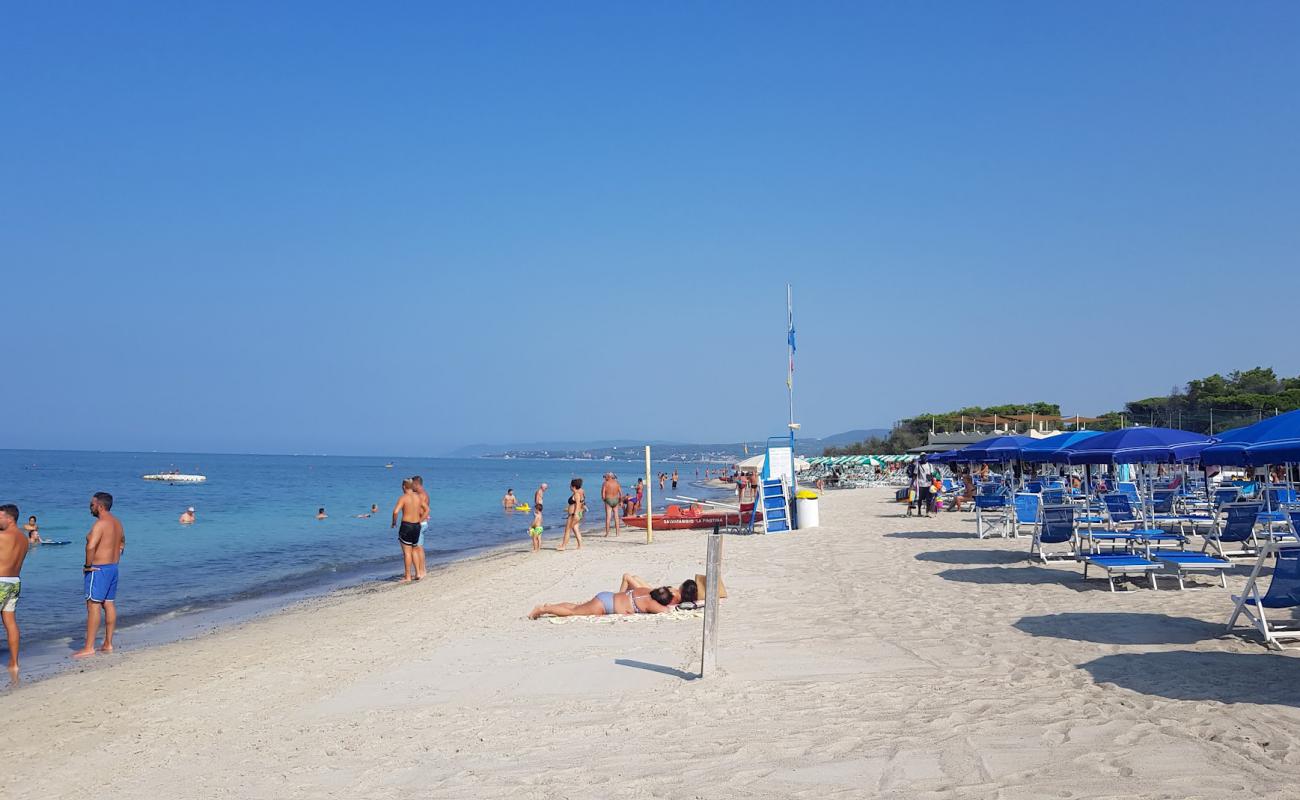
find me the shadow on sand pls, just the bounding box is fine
[885,530,971,541]
[916,549,1029,566]
[614,659,697,681]
[935,565,1097,592]
[1082,650,1300,706]
[1014,612,1226,645]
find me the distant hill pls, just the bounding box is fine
[446,440,682,458]
[816,429,891,446]
[447,428,892,460]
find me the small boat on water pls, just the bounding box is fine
[142,471,207,483]
[384,463,395,469]
[623,503,759,531]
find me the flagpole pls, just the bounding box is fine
[786,284,795,429]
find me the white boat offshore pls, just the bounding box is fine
[142,472,207,483]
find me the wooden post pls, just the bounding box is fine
[645,446,653,544]
[700,530,722,676]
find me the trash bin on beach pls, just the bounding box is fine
[794,491,820,529]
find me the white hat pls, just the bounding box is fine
[187,507,195,512]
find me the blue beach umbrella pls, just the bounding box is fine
[1062,427,1215,465]
[1201,410,1300,466]
[957,435,1036,463]
[1019,431,1104,464]
[928,449,961,464]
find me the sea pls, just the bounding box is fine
[1,449,725,678]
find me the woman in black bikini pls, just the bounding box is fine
[559,478,585,551]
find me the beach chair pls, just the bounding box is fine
[1149,550,1230,590]
[1082,553,1161,592]
[1227,544,1300,649]
[1042,487,1066,505]
[974,491,1011,539]
[1203,501,1263,559]
[1030,504,1078,563]
[1210,486,1242,512]
[1100,494,1185,550]
[1257,488,1300,540]
[1152,489,1176,516]
[1012,493,1039,539]
[1117,482,1142,507]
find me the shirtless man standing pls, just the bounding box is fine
[391,479,428,583]
[411,475,430,580]
[601,473,623,537]
[0,504,29,673]
[73,492,125,659]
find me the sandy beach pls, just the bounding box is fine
[7,488,1300,798]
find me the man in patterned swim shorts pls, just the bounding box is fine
[0,503,29,673]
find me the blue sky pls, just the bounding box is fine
[4,2,1298,455]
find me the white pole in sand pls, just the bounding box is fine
[645,445,653,545]
[700,532,722,676]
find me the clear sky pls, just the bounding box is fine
[4,3,1298,455]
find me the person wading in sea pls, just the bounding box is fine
[73,492,125,659]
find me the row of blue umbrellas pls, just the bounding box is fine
[926,409,1300,466]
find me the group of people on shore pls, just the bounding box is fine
[0,493,126,674]
[505,473,664,553]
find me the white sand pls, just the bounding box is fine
[6,488,1300,798]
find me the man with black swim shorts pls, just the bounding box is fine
[391,479,428,583]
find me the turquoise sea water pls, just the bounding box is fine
[1,450,722,655]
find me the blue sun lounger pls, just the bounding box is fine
[1101,494,1185,549]
[1148,550,1230,590]
[1082,553,1160,592]
[975,491,1011,539]
[1013,493,1040,539]
[1030,504,1078,563]
[1204,501,1263,559]
[1227,544,1300,649]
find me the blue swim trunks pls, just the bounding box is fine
[85,563,119,603]
[417,520,428,547]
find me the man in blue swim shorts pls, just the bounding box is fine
[73,492,126,659]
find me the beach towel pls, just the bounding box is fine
[541,607,705,625]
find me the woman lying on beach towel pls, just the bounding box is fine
[618,574,698,605]
[529,585,678,619]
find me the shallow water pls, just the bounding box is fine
[1,449,723,651]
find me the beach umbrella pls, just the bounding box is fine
[957,435,1036,463]
[931,449,964,464]
[1061,427,1215,465]
[1202,410,1300,466]
[1019,431,1104,464]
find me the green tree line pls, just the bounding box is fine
[824,367,1300,456]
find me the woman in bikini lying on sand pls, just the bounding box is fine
[528,577,698,619]
[529,586,675,619]
[619,574,697,605]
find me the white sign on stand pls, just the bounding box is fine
[764,445,794,487]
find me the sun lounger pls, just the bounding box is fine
[1030,504,1078,563]
[1013,493,1039,539]
[1149,549,1230,590]
[1096,493,1184,550]
[1203,501,1263,559]
[1227,544,1300,649]
[1082,553,1160,592]
[975,492,1011,539]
